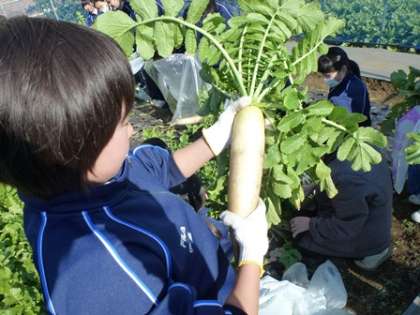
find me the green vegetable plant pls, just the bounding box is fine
[319,0,420,49]
[95,0,387,225]
[382,67,420,165]
[406,133,420,165]
[382,67,420,133]
[0,184,44,314]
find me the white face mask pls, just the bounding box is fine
[324,78,340,88]
[100,6,110,13]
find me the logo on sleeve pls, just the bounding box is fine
[179,226,194,253]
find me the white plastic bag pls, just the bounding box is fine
[259,260,348,315]
[260,277,305,315]
[392,106,420,193]
[129,54,145,75]
[144,54,211,124]
[307,260,347,309]
[282,262,310,288]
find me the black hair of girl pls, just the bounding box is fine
[318,46,361,79]
[81,0,93,7]
[0,16,134,198]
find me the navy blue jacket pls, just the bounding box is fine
[120,0,137,20]
[21,145,242,315]
[298,157,393,258]
[85,12,98,27]
[328,73,372,126]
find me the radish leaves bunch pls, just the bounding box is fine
[95,0,387,225]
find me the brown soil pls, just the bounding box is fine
[304,73,403,106]
[336,194,420,315]
[129,102,173,147]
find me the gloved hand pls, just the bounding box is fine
[220,199,268,271]
[202,96,251,156]
[290,216,311,238]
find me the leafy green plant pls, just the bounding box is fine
[0,184,44,314]
[405,133,420,165]
[96,0,387,226]
[141,117,230,213]
[382,67,420,133]
[381,67,420,165]
[27,0,85,23]
[319,0,420,48]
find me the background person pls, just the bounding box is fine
[290,154,393,271]
[81,0,99,27]
[318,46,372,126]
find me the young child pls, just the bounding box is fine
[0,17,268,315]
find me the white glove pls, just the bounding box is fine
[221,199,269,270]
[202,96,251,156]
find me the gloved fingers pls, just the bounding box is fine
[224,96,252,112]
[292,227,303,238]
[233,96,252,111]
[244,199,267,223]
[220,210,244,229]
[290,221,306,238]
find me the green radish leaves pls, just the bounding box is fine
[186,0,210,23]
[160,0,184,16]
[93,11,136,56]
[94,0,387,226]
[131,0,158,20]
[336,127,387,171]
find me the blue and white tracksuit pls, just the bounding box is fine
[21,145,243,315]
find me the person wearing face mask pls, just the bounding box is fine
[94,0,110,13]
[81,0,99,27]
[318,47,371,127]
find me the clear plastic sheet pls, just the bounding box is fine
[144,54,211,124]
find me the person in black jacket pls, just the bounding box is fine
[290,155,393,271]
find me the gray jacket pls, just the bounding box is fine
[298,157,393,258]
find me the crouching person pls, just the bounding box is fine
[0,17,268,315]
[290,154,393,271]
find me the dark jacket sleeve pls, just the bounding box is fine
[348,79,367,115]
[309,174,369,243]
[130,144,186,189]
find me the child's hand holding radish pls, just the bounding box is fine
[173,96,251,178]
[202,96,251,156]
[221,199,269,272]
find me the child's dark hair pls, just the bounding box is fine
[0,16,134,199]
[81,0,92,7]
[318,46,361,79]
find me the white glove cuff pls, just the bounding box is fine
[202,124,227,156]
[202,108,235,156]
[239,246,265,267]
